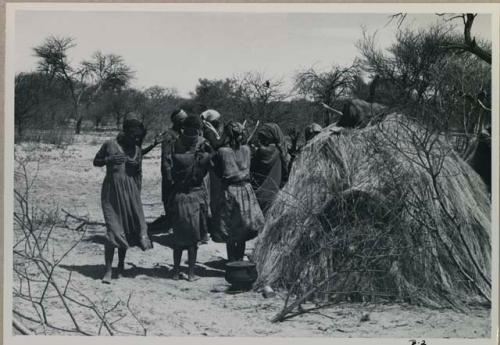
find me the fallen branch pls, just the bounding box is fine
[61,209,105,226]
[13,318,33,335]
[127,293,148,336]
[271,273,338,323]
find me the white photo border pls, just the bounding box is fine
[3,3,499,345]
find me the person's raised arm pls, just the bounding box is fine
[142,143,157,156]
[142,134,163,156]
[93,143,108,167]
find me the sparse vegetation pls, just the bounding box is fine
[12,12,492,336]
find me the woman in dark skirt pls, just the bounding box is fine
[93,117,153,284]
[212,121,265,261]
[250,123,289,214]
[165,115,212,281]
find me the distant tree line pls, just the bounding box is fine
[15,14,491,145]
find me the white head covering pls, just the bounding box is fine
[171,109,188,125]
[200,109,221,123]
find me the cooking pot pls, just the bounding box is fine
[224,261,258,290]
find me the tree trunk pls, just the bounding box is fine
[116,114,121,129]
[75,116,83,134]
[73,103,82,134]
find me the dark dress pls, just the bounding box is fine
[161,128,181,207]
[201,126,224,233]
[251,145,286,214]
[211,145,265,243]
[202,126,224,150]
[166,135,212,248]
[94,139,147,249]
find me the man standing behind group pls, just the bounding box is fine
[161,109,188,216]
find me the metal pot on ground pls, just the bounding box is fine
[224,261,258,290]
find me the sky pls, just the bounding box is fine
[14,11,492,97]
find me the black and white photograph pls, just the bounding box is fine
[3,3,499,343]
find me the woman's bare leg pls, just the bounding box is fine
[102,244,115,284]
[226,242,235,262]
[236,241,246,261]
[173,247,182,280]
[117,248,126,277]
[187,246,199,281]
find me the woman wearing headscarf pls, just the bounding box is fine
[250,122,290,214]
[211,122,265,262]
[93,115,153,284]
[161,109,188,216]
[165,115,212,281]
[200,109,224,149]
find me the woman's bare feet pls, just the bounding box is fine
[117,262,125,278]
[140,236,153,251]
[172,270,180,280]
[102,269,112,284]
[187,274,200,282]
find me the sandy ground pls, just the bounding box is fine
[11,132,491,337]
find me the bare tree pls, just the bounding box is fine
[438,13,491,65]
[82,51,134,93]
[389,13,491,65]
[33,37,134,134]
[294,65,357,126]
[33,36,89,134]
[234,71,287,122]
[357,25,454,107]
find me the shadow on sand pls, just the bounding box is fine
[60,260,224,281]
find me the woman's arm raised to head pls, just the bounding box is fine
[93,142,108,167]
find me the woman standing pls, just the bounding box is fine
[200,109,225,244]
[200,109,224,150]
[93,117,153,284]
[250,123,289,214]
[166,115,212,281]
[212,122,265,262]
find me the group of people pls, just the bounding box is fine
[94,109,322,283]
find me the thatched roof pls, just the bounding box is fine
[254,114,491,309]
